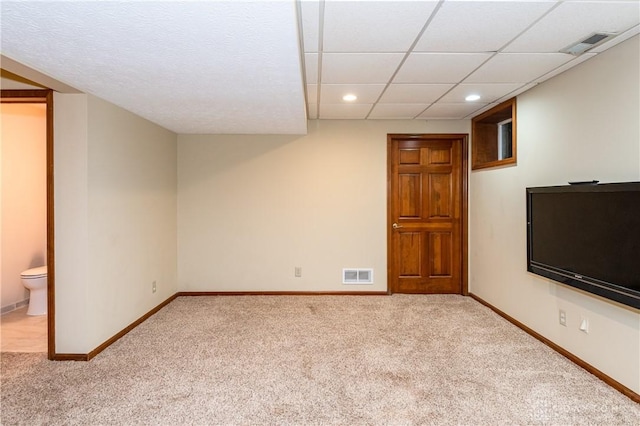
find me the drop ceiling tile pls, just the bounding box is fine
[504,1,640,53]
[300,0,320,52]
[414,1,555,52]
[320,103,372,119]
[323,1,438,52]
[369,104,430,119]
[306,84,318,104]
[379,84,454,103]
[439,83,523,103]
[305,53,318,85]
[394,53,492,84]
[418,103,488,119]
[465,53,573,83]
[321,84,386,104]
[322,53,404,84]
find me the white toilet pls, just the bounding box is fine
[21,266,47,316]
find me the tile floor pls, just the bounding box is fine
[0,307,47,353]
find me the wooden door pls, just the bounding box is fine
[387,134,467,294]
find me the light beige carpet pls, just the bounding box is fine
[1,295,638,425]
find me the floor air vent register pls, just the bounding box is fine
[342,268,374,284]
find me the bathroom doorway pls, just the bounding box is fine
[0,89,54,358]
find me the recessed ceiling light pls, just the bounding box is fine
[465,94,481,102]
[342,94,357,102]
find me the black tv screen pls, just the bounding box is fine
[526,182,640,309]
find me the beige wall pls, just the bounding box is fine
[1,103,47,311]
[470,35,640,393]
[177,120,470,292]
[50,34,638,394]
[54,93,178,353]
[54,93,90,352]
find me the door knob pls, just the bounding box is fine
[392,223,403,229]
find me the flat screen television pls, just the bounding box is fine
[526,182,640,310]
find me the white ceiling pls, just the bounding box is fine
[0,1,307,134]
[302,0,640,120]
[1,1,639,134]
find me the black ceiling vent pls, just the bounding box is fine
[560,32,616,56]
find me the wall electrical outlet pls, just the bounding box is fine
[559,309,567,326]
[294,267,302,278]
[152,280,157,293]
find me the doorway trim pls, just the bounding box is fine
[387,133,469,295]
[1,89,55,359]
